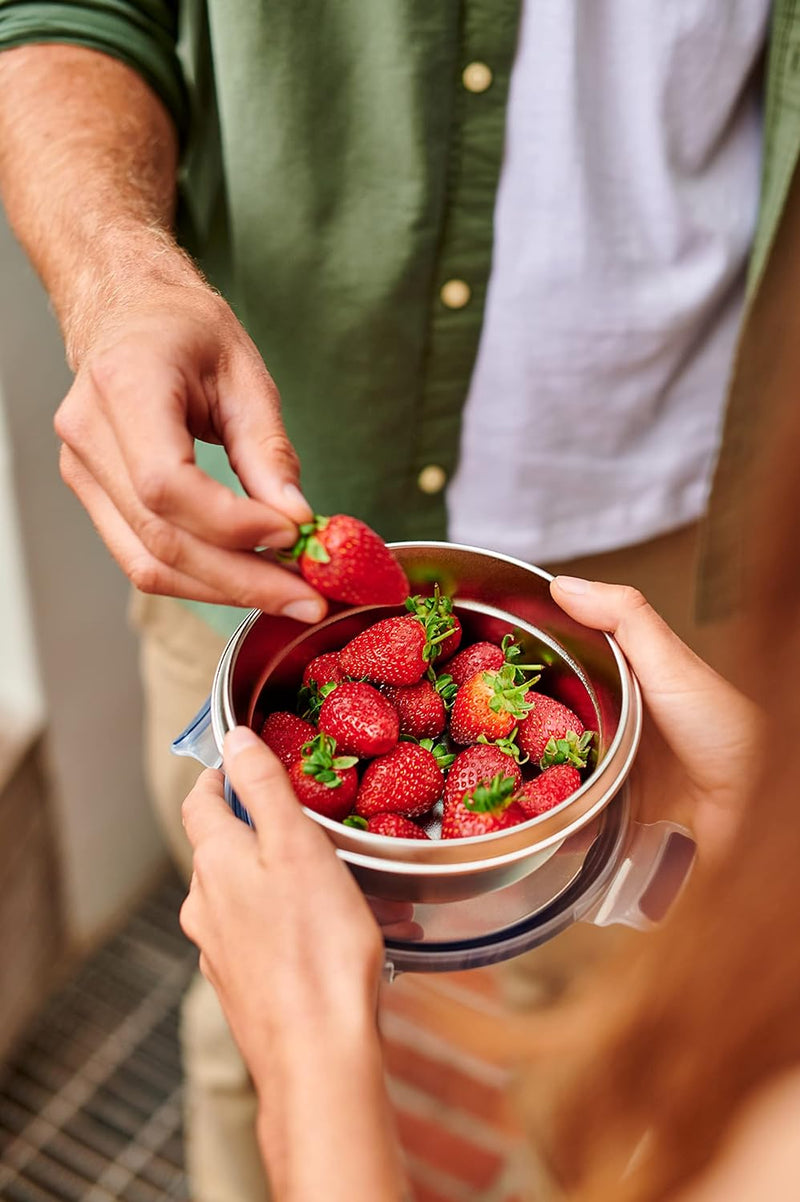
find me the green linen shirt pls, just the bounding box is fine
[1,0,799,635]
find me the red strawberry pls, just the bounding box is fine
[443,744,523,808]
[318,680,399,757]
[441,773,528,839]
[302,652,345,689]
[449,664,534,745]
[517,694,591,765]
[382,676,456,739]
[355,743,444,818]
[261,711,316,769]
[516,765,582,818]
[339,606,455,686]
[445,633,537,687]
[288,733,358,820]
[406,586,462,660]
[445,641,505,686]
[344,813,431,839]
[289,513,409,606]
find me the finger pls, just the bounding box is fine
[60,446,235,603]
[367,897,416,926]
[216,354,314,525]
[550,577,714,697]
[381,920,425,942]
[61,433,327,619]
[550,577,757,767]
[223,726,310,843]
[182,767,247,850]
[80,351,303,550]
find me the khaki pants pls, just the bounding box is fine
[131,521,736,1202]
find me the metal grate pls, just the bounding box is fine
[0,872,196,1201]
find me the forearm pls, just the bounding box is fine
[254,1024,409,1202]
[0,43,200,365]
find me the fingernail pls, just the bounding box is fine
[281,598,325,623]
[282,482,313,519]
[267,525,299,550]
[224,726,261,759]
[553,575,591,595]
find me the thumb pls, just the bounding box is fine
[223,726,308,840]
[219,355,313,527]
[549,576,712,699]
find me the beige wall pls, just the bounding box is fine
[0,213,166,948]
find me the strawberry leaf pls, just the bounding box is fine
[463,773,517,814]
[304,535,331,564]
[539,730,595,770]
[298,679,338,722]
[343,815,369,830]
[476,730,529,765]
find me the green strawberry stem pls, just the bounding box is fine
[500,634,546,682]
[406,586,459,664]
[300,733,358,788]
[484,664,537,719]
[417,737,456,771]
[476,729,529,765]
[540,730,596,770]
[463,773,517,814]
[283,515,331,563]
[298,679,338,722]
[343,815,369,830]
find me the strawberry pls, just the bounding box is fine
[355,743,445,818]
[338,605,456,685]
[288,513,409,606]
[318,680,399,757]
[445,641,505,686]
[382,675,456,739]
[344,813,431,840]
[288,733,358,820]
[405,586,462,660]
[449,663,534,745]
[441,773,528,839]
[443,744,523,808]
[516,764,582,818]
[261,711,316,768]
[445,633,538,687]
[302,652,345,689]
[517,693,592,765]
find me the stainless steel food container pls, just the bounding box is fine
[175,542,643,904]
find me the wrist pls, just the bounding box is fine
[61,224,208,369]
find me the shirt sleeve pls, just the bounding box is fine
[0,1,187,135]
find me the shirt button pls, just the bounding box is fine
[462,62,493,93]
[440,279,471,309]
[417,465,447,495]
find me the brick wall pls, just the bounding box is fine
[379,966,553,1202]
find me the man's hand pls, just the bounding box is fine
[56,285,326,617]
[0,44,326,619]
[550,577,761,858]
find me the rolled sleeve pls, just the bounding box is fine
[0,1,187,134]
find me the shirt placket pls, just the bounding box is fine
[409,0,522,536]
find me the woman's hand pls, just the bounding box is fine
[550,577,761,858]
[180,727,408,1200]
